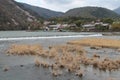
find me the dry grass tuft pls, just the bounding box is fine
[34,57,41,67]
[75,70,84,77]
[81,56,120,71]
[54,52,81,72]
[38,50,49,58]
[53,45,86,56]
[100,58,120,71]
[40,61,51,68]
[48,48,58,58]
[7,44,43,55]
[51,69,62,77]
[68,38,120,49]
[93,53,100,58]
[90,46,102,50]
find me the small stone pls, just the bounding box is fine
[20,65,24,67]
[3,66,9,72]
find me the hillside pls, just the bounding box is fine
[114,7,120,15]
[15,2,64,19]
[0,0,38,30]
[64,7,120,19]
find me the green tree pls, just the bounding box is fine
[74,20,82,27]
[95,24,108,31]
[102,18,114,24]
[111,22,120,31]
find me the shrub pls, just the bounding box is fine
[111,22,120,31]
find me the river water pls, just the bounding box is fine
[0,31,119,80]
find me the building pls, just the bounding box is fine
[82,22,110,31]
[82,24,95,31]
[43,21,51,25]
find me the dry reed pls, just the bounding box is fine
[68,38,120,49]
[6,42,120,76]
[34,57,41,67]
[7,44,43,55]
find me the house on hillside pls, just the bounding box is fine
[82,22,110,31]
[68,24,77,29]
[44,24,69,31]
[43,21,51,25]
[82,24,95,31]
[48,24,61,30]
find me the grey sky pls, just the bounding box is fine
[15,0,120,12]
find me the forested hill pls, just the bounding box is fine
[64,7,120,19]
[15,2,64,19]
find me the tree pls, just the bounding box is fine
[102,18,114,24]
[111,22,120,31]
[95,24,108,31]
[74,20,82,27]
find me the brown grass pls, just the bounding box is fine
[6,42,120,75]
[52,45,86,56]
[34,57,41,67]
[40,61,51,68]
[53,51,81,72]
[81,56,120,71]
[75,70,84,77]
[7,44,43,55]
[51,69,62,77]
[68,38,120,49]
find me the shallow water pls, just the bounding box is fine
[0,31,102,41]
[0,31,120,80]
[0,31,97,38]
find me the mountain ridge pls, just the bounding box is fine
[114,7,120,15]
[15,2,64,19]
[63,6,120,19]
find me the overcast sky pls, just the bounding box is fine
[15,0,120,12]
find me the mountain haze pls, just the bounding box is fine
[114,7,120,15]
[64,7,120,18]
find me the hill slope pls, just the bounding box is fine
[15,2,64,19]
[64,7,120,18]
[114,7,120,15]
[0,0,38,30]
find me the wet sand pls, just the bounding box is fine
[0,35,120,80]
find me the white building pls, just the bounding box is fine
[82,24,95,31]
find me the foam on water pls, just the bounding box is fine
[0,34,102,41]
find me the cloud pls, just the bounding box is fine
[45,0,73,4]
[15,0,120,12]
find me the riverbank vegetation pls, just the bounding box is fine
[7,44,43,55]
[68,38,120,49]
